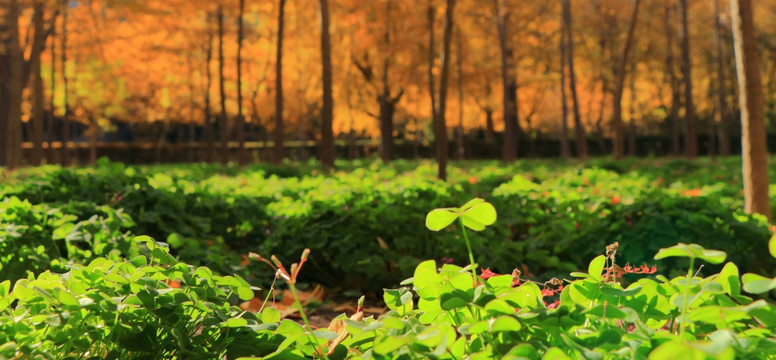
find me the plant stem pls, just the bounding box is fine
[679,257,694,339]
[458,218,476,272]
[289,283,329,360]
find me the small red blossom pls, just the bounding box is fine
[481,268,498,279]
[541,288,555,297]
[575,222,580,231]
[545,300,560,309]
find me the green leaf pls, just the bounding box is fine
[383,288,413,315]
[459,198,485,211]
[491,315,522,332]
[166,233,184,248]
[588,255,606,282]
[460,201,497,231]
[770,233,776,259]
[413,260,440,288]
[261,308,281,323]
[742,273,776,294]
[543,347,572,360]
[713,262,741,296]
[236,286,254,301]
[313,330,339,340]
[226,318,248,328]
[440,290,469,310]
[425,209,459,231]
[654,243,726,264]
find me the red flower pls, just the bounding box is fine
[541,288,555,297]
[545,300,560,309]
[481,268,498,279]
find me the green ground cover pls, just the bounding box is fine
[2,158,776,358]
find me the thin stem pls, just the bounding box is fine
[679,257,694,339]
[458,218,482,321]
[290,283,329,360]
[458,218,476,272]
[257,275,278,314]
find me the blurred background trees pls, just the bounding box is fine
[1,0,775,168]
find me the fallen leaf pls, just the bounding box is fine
[326,311,364,355]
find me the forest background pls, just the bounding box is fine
[2,0,776,168]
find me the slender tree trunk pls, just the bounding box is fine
[485,108,495,142]
[427,0,438,150]
[436,0,456,180]
[204,15,214,163]
[273,0,286,164]
[714,0,731,157]
[49,11,56,163]
[217,5,229,165]
[494,0,519,162]
[731,0,770,220]
[89,119,97,164]
[559,16,570,159]
[31,1,45,166]
[0,21,6,168]
[378,0,397,162]
[379,99,395,162]
[679,0,697,159]
[612,0,641,159]
[61,1,70,166]
[596,98,607,153]
[236,0,247,165]
[562,0,587,159]
[5,0,24,168]
[187,54,196,163]
[664,4,681,157]
[628,72,637,156]
[456,25,464,160]
[319,0,335,167]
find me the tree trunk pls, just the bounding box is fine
[714,0,731,157]
[60,1,70,166]
[49,11,57,163]
[218,5,229,165]
[0,21,6,168]
[31,1,45,166]
[428,0,438,119]
[562,0,587,159]
[612,0,641,159]
[319,0,335,167]
[455,25,464,161]
[378,0,398,163]
[89,118,97,164]
[664,4,681,157]
[558,14,570,160]
[427,0,439,163]
[596,81,608,154]
[236,0,247,165]
[494,0,519,162]
[273,0,286,164]
[204,14,214,163]
[5,0,24,168]
[485,107,495,142]
[187,55,196,163]
[379,98,395,162]
[679,0,697,159]
[628,72,637,157]
[731,0,770,220]
[436,0,456,180]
